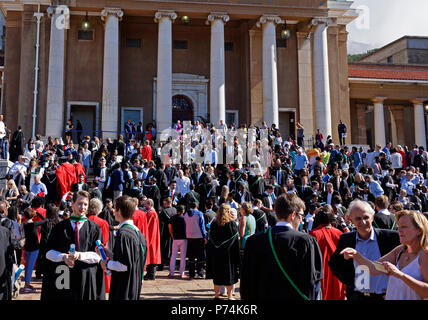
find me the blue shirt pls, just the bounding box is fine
[294,154,308,171]
[354,229,388,294]
[401,179,416,196]
[352,152,362,169]
[382,146,391,161]
[31,182,48,196]
[369,180,384,198]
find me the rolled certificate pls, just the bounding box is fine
[69,244,75,268]
[96,240,111,275]
[14,264,25,284]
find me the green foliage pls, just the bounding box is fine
[348,48,379,62]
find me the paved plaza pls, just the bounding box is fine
[14,270,241,300]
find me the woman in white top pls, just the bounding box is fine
[390,147,403,170]
[341,210,428,300]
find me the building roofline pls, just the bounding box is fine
[359,35,428,61]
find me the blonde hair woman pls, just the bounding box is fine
[341,210,428,299]
[210,204,240,300]
[1,179,19,205]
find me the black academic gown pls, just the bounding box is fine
[98,207,118,251]
[41,219,105,300]
[109,225,147,300]
[0,225,13,300]
[240,225,323,300]
[158,206,177,266]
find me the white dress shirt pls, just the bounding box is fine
[46,219,101,264]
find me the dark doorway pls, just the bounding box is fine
[70,105,96,142]
[172,95,194,124]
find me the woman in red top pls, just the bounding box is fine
[310,208,345,300]
[397,145,407,169]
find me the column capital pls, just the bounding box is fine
[206,12,229,25]
[410,98,427,105]
[101,8,123,21]
[311,17,334,27]
[256,14,284,28]
[154,10,177,23]
[371,96,387,104]
[47,5,68,18]
[296,31,311,40]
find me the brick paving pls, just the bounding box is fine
[13,270,241,300]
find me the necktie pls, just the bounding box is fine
[277,170,281,185]
[75,221,80,251]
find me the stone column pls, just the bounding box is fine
[45,7,67,138]
[412,98,427,150]
[154,10,177,135]
[312,18,333,138]
[257,15,284,127]
[356,104,367,144]
[101,8,123,139]
[297,31,314,140]
[372,97,387,147]
[207,12,229,126]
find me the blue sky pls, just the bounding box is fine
[346,0,428,53]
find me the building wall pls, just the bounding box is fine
[65,14,104,132]
[3,11,21,132]
[359,38,407,64]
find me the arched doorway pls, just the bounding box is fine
[172,95,194,124]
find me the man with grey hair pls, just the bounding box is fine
[87,197,109,248]
[30,174,48,197]
[328,199,399,300]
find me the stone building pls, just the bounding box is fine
[0,0,357,145]
[349,36,428,150]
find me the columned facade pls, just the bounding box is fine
[2,1,364,145]
[257,15,283,127]
[207,12,229,126]
[45,6,66,138]
[101,8,123,139]
[312,18,333,139]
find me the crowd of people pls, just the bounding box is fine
[0,114,427,300]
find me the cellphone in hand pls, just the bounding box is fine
[373,261,388,274]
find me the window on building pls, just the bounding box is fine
[225,42,234,51]
[126,38,141,48]
[78,30,93,41]
[387,56,393,63]
[174,40,188,50]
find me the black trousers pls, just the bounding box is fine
[339,133,346,145]
[347,290,384,301]
[145,264,157,279]
[186,238,206,277]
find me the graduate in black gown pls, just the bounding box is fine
[240,193,323,300]
[209,204,240,300]
[99,195,147,300]
[98,199,119,251]
[41,191,105,300]
[0,225,13,300]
